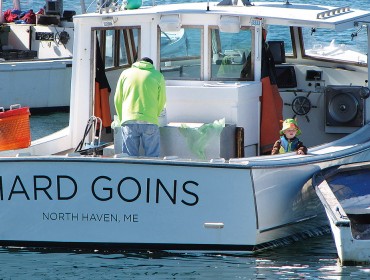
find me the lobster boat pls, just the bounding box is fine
[1,0,370,251]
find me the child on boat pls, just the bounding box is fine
[271,118,307,155]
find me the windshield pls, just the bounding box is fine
[301,27,368,65]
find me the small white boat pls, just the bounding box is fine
[313,162,370,265]
[1,0,370,252]
[0,0,74,111]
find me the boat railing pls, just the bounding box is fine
[229,122,370,167]
[83,0,126,13]
[309,122,370,154]
[83,0,116,13]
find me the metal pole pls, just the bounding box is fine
[367,25,370,123]
[80,0,87,14]
[0,0,3,23]
[12,0,20,10]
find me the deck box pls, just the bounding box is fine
[113,121,236,160]
[160,122,236,160]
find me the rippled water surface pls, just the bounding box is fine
[30,112,69,140]
[0,235,369,279]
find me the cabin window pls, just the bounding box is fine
[265,26,295,58]
[159,27,203,80]
[105,30,116,68]
[300,27,368,65]
[97,27,140,70]
[118,28,140,66]
[210,27,254,81]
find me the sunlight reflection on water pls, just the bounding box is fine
[0,235,370,279]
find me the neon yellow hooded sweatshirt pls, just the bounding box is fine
[114,61,166,125]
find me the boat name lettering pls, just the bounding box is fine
[92,176,199,206]
[0,175,199,206]
[0,175,77,201]
[42,212,138,223]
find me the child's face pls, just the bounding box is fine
[283,128,297,139]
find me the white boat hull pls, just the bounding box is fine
[0,23,74,110]
[2,139,370,250]
[329,217,370,265]
[0,60,71,110]
[0,158,259,248]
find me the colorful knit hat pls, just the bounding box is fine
[280,118,301,136]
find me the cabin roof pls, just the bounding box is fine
[74,2,370,31]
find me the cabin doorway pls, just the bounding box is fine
[91,27,141,144]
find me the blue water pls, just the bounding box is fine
[0,235,370,279]
[5,0,370,278]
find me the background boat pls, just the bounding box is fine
[314,162,370,265]
[0,0,75,112]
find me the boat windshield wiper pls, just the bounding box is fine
[351,23,367,41]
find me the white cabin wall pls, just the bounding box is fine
[165,81,261,155]
[69,19,94,149]
[292,64,368,89]
[141,21,155,62]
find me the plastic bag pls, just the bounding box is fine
[179,118,225,160]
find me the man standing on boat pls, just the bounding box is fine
[114,57,166,157]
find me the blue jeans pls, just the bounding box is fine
[121,124,160,157]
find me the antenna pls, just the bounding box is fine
[80,0,87,13]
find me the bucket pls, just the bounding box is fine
[0,105,31,151]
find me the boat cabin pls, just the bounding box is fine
[65,1,370,160]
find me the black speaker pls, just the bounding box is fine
[325,85,366,127]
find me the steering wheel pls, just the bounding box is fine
[284,91,317,122]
